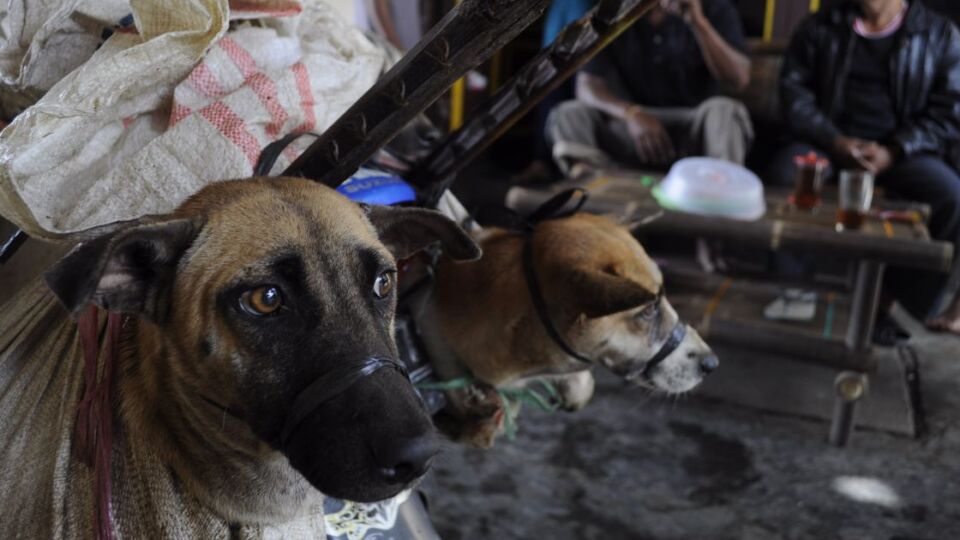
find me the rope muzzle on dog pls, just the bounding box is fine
[280,356,408,447]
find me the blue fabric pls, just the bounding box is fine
[543,0,594,46]
[337,174,416,206]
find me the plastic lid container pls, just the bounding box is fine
[652,157,766,221]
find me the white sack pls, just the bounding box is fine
[0,0,386,239]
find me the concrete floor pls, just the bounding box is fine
[426,315,960,540]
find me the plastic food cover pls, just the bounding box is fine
[653,157,766,221]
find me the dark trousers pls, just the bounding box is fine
[767,142,960,319]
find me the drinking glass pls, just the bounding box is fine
[791,152,829,210]
[836,170,874,231]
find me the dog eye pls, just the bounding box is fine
[373,271,396,299]
[239,286,283,316]
[634,302,659,321]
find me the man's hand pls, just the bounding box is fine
[833,136,870,169]
[857,142,897,175]
[625,106,675,165]
[662,0,705,26]
[833,136,897,174]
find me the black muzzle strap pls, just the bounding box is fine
[613,321,688,382]
[280,356,407,446]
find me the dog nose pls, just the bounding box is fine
[699,354,719,375]
[373,436,438,484]
[417,125,444,146]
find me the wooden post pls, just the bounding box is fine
[829,371,869,446]
[845,261,885,352]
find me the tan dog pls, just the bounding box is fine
[421,212,716,446]
[0,177,479,537]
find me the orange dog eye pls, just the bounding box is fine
[373,271,395,299]
[240,286,283,315]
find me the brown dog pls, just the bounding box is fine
[418,212,716,446]
[0,177,479,537]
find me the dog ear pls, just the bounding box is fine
[568,270,658,319]
[44,219,200,321]
[363,205,482,261]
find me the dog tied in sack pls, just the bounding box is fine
[424,202,717,447]
[0,177,479,537]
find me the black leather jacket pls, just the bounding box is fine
[780,1,960,158]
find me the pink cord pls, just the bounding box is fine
[76,306,120,540]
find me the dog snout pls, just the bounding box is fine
[416,124,443,147]
[372,436,438,484]
[699,354,719,375]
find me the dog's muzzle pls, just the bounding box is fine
[280,356,408,446]
[611,321,687,382]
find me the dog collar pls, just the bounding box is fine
[280,356,407,446]
[521,239,594,366]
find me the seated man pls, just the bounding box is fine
[771,0,960,333]
[546,0,753,173]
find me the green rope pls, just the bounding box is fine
[415,377,562,440]
[822,294,836,339]
[414,377,475,391]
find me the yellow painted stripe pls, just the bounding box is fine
[763,0,776,42]
[700,278,734,334]
[809,0,820,13]
[770,219,784,250]
[585,176,610,190]
[449,77,465,130]
[883,220,895,238]
[449,0,466,131]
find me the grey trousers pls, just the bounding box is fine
[546,97,754,169]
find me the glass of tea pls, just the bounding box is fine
[836,170,874,232]
[790,152,829,210]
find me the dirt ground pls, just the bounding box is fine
[426,314,960,540]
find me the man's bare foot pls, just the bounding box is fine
[927,296,960,335]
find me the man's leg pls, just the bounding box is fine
[688,96,755,164]
[545,100,639,174]
[879,155,960,327]
[757,142,832,278]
